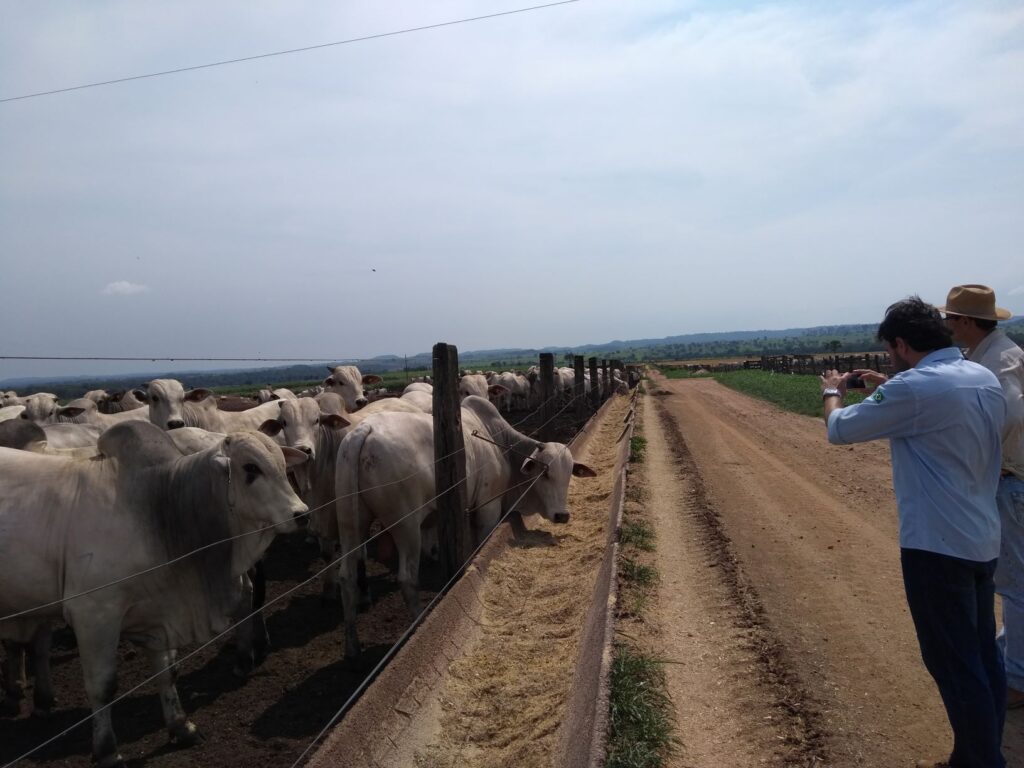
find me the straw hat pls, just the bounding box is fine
[939,284,1012,322]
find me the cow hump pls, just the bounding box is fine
[98,421,183,467]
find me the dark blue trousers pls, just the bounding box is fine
[901,548,1006,768]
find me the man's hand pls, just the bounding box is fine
[849,368,888,394]
[820,368,846,397]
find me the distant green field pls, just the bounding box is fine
[660,368,867,417]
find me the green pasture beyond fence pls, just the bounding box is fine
[659,368,868,418]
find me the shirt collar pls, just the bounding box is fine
[915,346,963,367]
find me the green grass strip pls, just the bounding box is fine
[607,643,676,768]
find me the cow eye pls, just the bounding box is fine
[243,463,262,484]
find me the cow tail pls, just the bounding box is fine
[337,422,373,546]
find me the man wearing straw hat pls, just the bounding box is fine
[820,296,1007,768]
[941,285,1024,713]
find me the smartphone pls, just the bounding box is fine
[846,374,866,389]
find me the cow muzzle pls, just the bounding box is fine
[355,397,368,409]
[553,512,570,524]
[167,419,185,430]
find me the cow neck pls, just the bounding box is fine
[183,396,221,432]
[128,448,240,640]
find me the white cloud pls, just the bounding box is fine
[1009,285,1024,297]
[102,281,149,296]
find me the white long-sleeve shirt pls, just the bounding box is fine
[968,328,1024,480]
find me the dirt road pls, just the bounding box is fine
[641,373,1023,767]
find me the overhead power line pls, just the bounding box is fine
[0,356,356,362]
[0,1,580,104]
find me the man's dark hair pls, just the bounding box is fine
[877,296,954,352]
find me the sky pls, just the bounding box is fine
[1,0,1023,381]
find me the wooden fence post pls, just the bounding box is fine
[574,355,586,422]
[432,342,471,579]
[540,353,555,442]
[602,359,610,399]
[589,356,600,410]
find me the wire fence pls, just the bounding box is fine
[1,387,597,767]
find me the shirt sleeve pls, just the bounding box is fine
[997,355,1024,442]
[827,378,917,445]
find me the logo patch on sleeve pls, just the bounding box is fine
[872,391,885,402]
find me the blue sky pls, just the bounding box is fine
[1,1,1022,379]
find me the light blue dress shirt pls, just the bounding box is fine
[827,346,1006,561]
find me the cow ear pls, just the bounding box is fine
[520,457,544,475]
[326,366,336,374]
[487,385,509,397]
[281,446,309,468]
[572,462,597,478]
[185,388,213,403]
[131,389,148,402]
[258,419,283,437]
[319,414,351,430]
[57,406,86,419]
[362,374,383,385]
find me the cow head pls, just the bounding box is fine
[259,399,349,496]
[215,431,309,534]
[20,393,60,424]
[144,378,213,431]
[324,365,381,412]
[516,443,597,524]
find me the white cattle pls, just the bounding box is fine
[105,389,148,414]
[323,366,382,412]
[82,390,109,406]
[259,395,423,599]
[257,388,297,403]
[492,372,529,411]
[458,373,489,401]
[142,379,283,433]
[56,398,150,428]
[402,382,432,395]
[0,422,307,767]
[43,423,105,450]
[0,405,25,423]
[400,390,432,414]
[334,396,596,657]
[20,393,60,423]
[1,391,20,407]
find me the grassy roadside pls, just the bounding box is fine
[659,368,867,417]
[607,395,676,768]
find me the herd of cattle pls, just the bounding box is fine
[0,364,620,767]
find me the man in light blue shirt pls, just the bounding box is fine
[821,296,1007,768]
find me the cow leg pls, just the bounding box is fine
[250,560,270,663]
[339,547,362,659]
[146,649,202,748]
[318,537,342,603]
[0,641,26,717]
[232,567,269,677]
[30,625,54,715]
[72,620,125,768]
[396,519,422,621]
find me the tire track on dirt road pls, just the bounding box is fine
[643,391,827,767]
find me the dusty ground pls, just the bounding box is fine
[640,372,1024,767]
